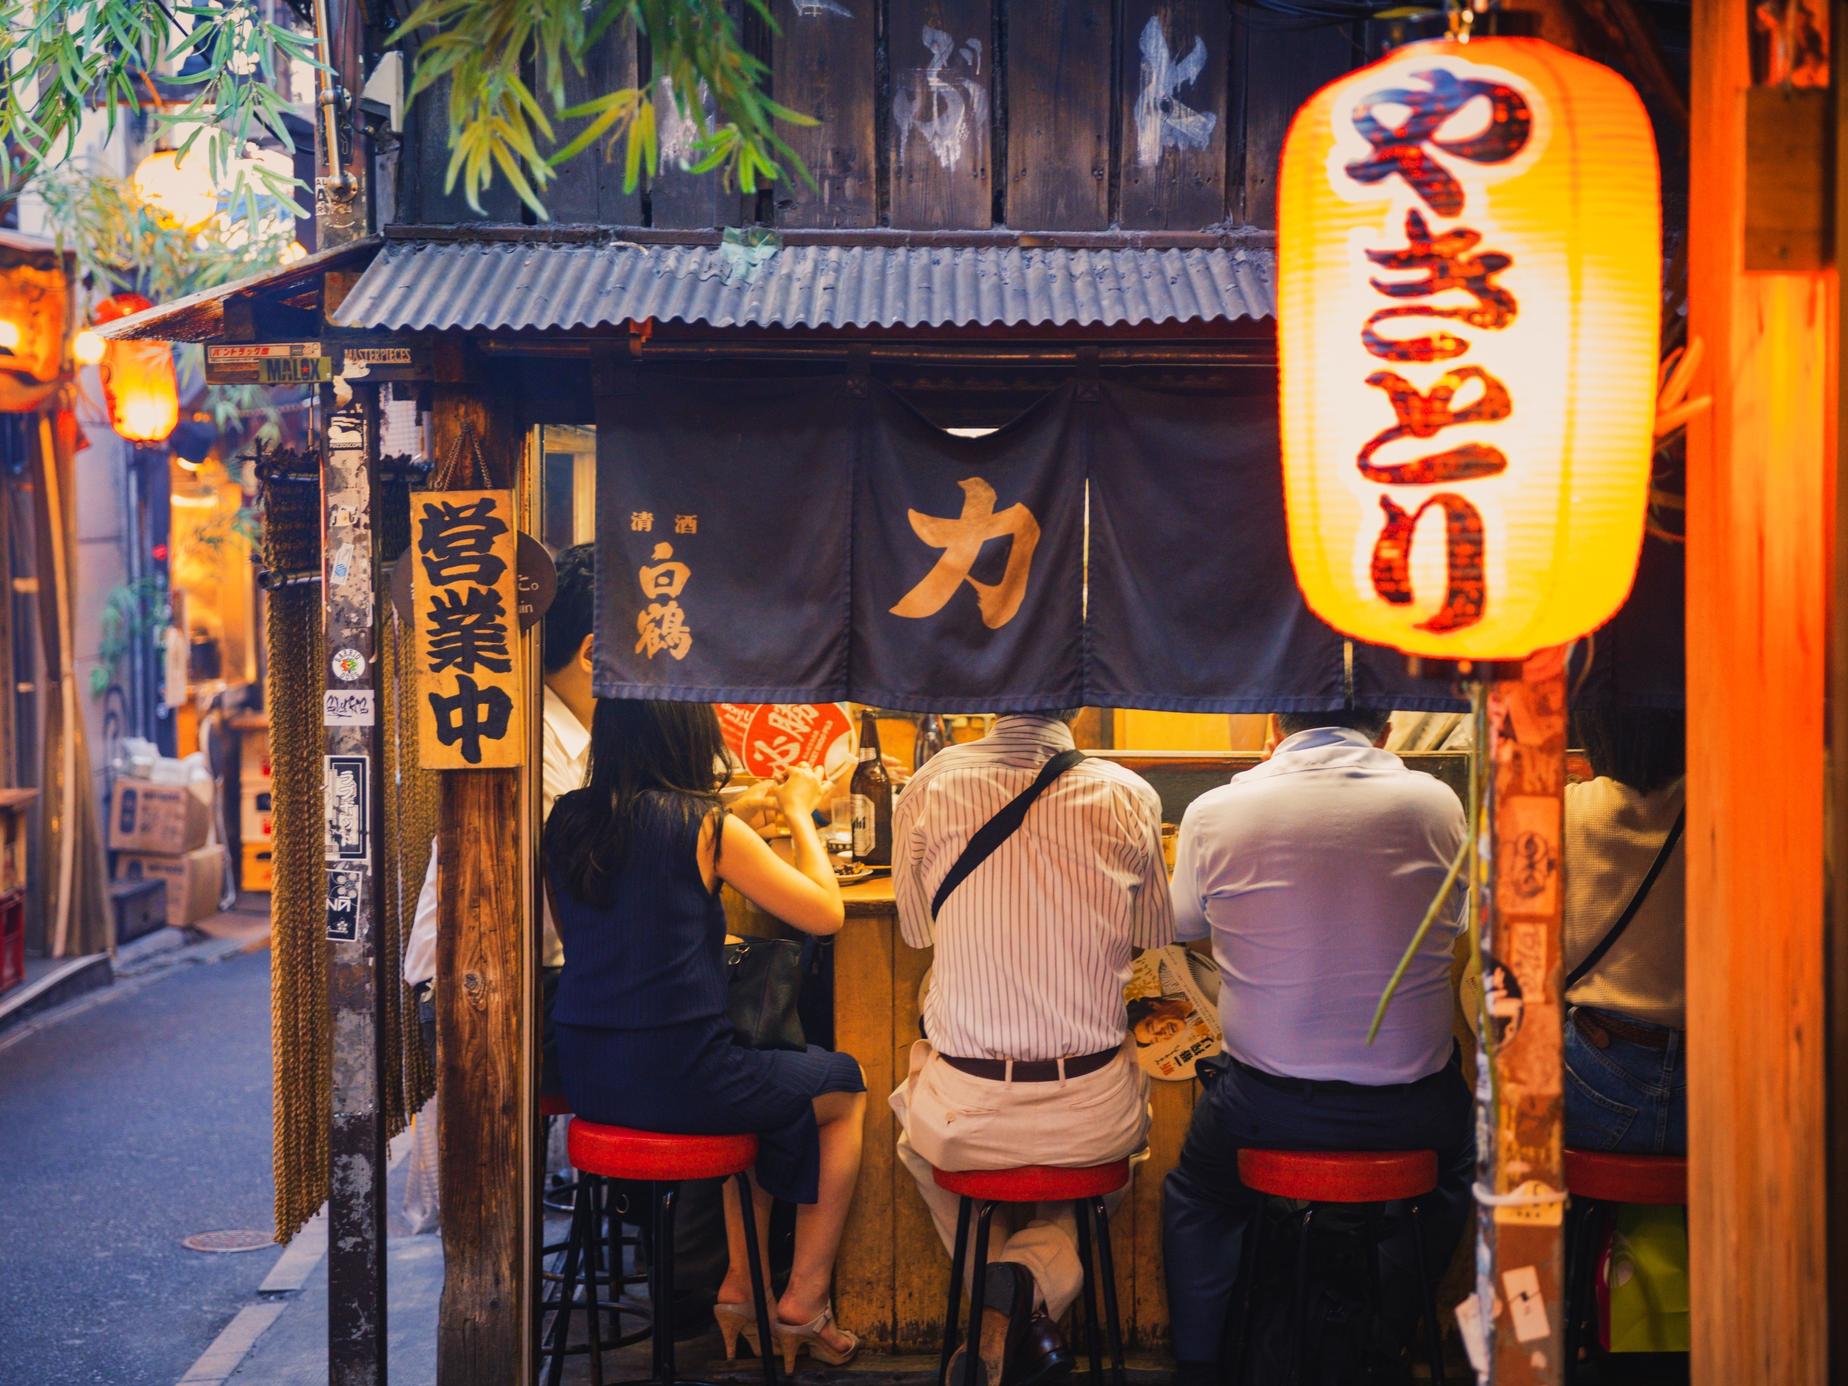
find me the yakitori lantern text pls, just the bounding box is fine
[94,294,179,445]
[1278,37,1660,660]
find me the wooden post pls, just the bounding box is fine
[432,376,533,1386]
[1472,652,1568,1383]
[1686,3,1832,1383]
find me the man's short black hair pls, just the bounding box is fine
[1571,705,1685,794]
[1275,707,1392,741]
[543,543,596,675]
[992,707,1082,723]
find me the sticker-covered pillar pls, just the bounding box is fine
[322,375,390,1385]
[1472,649,1569,1382]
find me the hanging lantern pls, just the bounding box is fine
[1277,36,1660,661]
[132,149,220,231]
[0,258,69,387]
[94,294,179,444]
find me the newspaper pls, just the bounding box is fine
[1124,944,1223,1081]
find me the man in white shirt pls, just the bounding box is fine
[1161,708,1472,1383]
[403,543,594,1089]
[891,711,1172,1386]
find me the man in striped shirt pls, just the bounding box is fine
[890,711,1173,1386]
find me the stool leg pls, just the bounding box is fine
[547,1179,589,1386]
[1408,1201,1445,1386]
[583,1181,606,1386]
[1229,1208,1265,1386]
[963,1202,997,1386]
[1289,1206,1314,1386]
[940,1196,973,1386]
[1074,1199,1104,1384]
[1089,1197,1127,1386]
[658,1182,681,1386]
[736,1172,779,1386]
[1564,1199,1602,1386]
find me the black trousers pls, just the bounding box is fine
[1160,1051,1475,1365]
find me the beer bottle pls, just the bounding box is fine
[914,713,947,772]
[850,710,894,866]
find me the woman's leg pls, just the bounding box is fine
[778,1085,867,1350]
[717,1173,774,1307]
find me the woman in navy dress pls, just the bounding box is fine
[546,699,864,1369]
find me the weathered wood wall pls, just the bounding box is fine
[394,1,1362,233]
[1685,2,1831,1383]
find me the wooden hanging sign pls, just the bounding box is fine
[410,488,524,769]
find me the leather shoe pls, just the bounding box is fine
[1006,1312,1074,1386]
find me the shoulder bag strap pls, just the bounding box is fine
[930,749,1086,921]
[1565,806,1686,990]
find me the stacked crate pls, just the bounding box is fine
[240,725,274,892]
[0,789,31,994]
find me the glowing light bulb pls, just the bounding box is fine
[73,328,105,366]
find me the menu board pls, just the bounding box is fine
[412,490,524,769]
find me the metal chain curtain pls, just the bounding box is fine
[592,369,1679,711]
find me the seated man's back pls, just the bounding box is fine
[1173,724,1466,1083]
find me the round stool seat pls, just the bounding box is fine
[538,1092,573,1119]
[1564,1149,1687,1206]
[1237,1149,1438,1203]
[567,1119,758,1182]
[933,1160,1130,1203]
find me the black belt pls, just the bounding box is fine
[939,1046,1120,1083]
[1573,1007,1676,1051]
[1226,1048,1457,1097]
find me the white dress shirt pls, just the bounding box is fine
[1171,727,1466,1085]
[403,684,590,986]
[894,715,1173,1062]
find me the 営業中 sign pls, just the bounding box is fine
[411,489,524,769]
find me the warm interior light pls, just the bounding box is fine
[281,240,308,264]
[133,149,220,231]
[1277,36,1661,661]
[0,320,20,353]
[72,328,105,366]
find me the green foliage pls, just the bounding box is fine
[0,1,315,218]
[90,573,168,701]
[392,0,814,218]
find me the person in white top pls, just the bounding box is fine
[1162,708,1472,1383]
[891,711,1172,1386]
[403,543,595,1089]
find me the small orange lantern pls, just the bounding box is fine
[94,293,179,444]
[1277,36,1660,660]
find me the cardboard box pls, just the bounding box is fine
[240,786,273,842]
[241,843,274,893]
[109,777,212,855]
[0,891,22,993]
[114,847,222,927]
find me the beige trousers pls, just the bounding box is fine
[890,1039,1150,1320]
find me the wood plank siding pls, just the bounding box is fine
[393,1,1360,233]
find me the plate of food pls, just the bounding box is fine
[832,862,877,886]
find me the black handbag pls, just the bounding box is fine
[725,934,815,1051]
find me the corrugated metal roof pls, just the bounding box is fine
[96,239,381,343]
[330,239,1274,333]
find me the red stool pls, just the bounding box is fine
[537,1098,648,1381]
[1563,1151,1687,1383]
[1232,1150,1446,1386]
[932,1161,1131,1386]
[556,1120,777,1386]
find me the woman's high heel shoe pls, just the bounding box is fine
[775,1305,859,1372]
[713,1302,763,1360]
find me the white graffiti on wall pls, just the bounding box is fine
[791,0,853,16]
[656,75,713,169]
[1134,16,1217,167]
[893,27,987,174]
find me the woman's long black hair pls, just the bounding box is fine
[546,699,730,906]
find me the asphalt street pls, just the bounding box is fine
[0,948,276,1386]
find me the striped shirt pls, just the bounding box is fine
[894,716,1173,1061]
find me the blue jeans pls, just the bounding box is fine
[1563,1006,1686,1155]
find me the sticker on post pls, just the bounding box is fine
[331,648,367,682]
[1501,1266,1550,1343]
[1454,1291,1491,1376]
[323,689,376,727]
[324,755,369,863]
[325,867,363,942]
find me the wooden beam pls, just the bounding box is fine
[433,383,533,1386]
[1686,2,1831,1382]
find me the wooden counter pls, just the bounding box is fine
[828,875,1194,1353]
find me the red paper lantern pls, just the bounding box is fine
[94,294,179,444]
